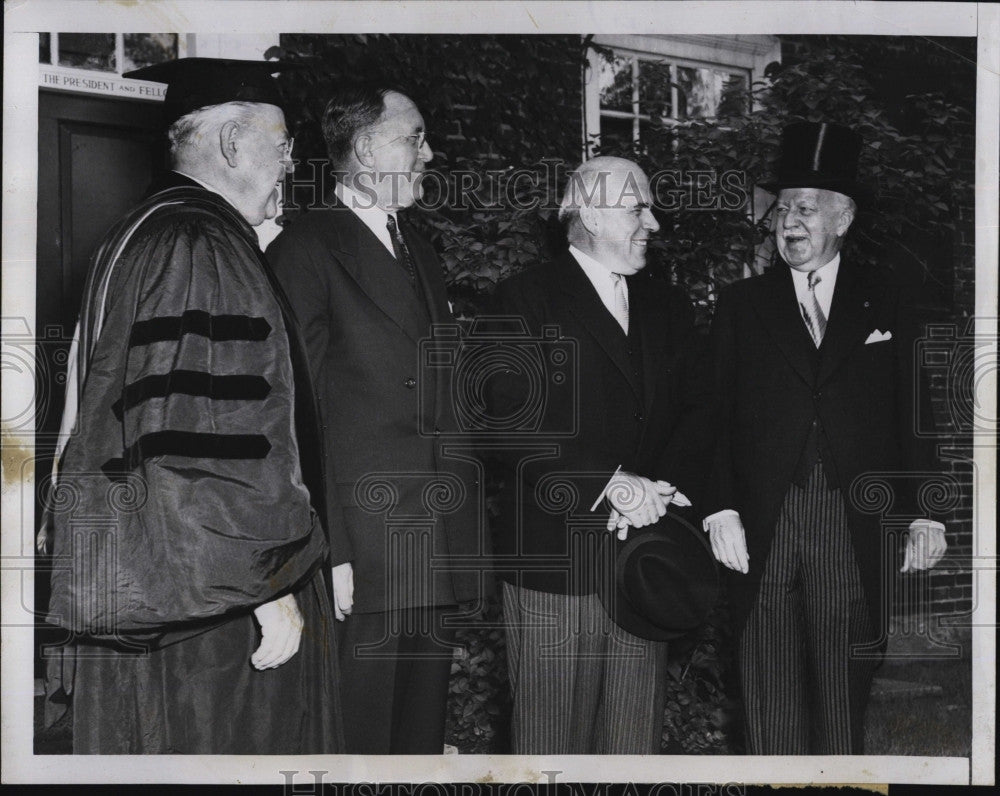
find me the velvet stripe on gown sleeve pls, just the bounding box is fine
[51,212,327,634]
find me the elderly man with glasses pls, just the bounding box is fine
[267,86,486,754]
[41,57,343,754]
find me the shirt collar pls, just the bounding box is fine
[789,253,840,288]
[569,245,622,285]
[337,182,392,222]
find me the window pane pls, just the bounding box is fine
[58,33,115,71]
[39,33,51,64]
[718,72,749,117]
[639,119,674,152]
[638,60,673,121]
[676,65,747,119]
[123,33,178,72]
[599,115,636,153]
[598,52,633,113]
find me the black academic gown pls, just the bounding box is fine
[44,173,344,753]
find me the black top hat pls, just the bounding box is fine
[597,510,719,642]
[123,57,300,130]
[759,121,873,203]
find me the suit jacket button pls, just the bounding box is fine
[634,412,643,421]
[404,377,416,389]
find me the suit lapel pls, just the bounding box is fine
[816,258,881,387]
[556,254,642,403]
[398,212,451,327]
[324,195,429,343]
[749,265,818,387]
[633,277,669,414]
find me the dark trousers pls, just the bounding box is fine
[336,606,456,754]
[738,463,879,754]
[501,582,668,754]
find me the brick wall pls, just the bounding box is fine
[921,114,977,621]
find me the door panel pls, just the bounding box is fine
[35,90,164,678]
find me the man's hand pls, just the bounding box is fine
[36,517,51,555]
[901,520,947,572]
[606,472,676,531]
[251,593,303,670]
[704,511,749,574]
[331,561,354,621]
[606,507,631,540]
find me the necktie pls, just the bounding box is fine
[386,214,416,285]
[612,273,629,335]
[800,270,827,347]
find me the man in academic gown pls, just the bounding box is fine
[42,58,344,754]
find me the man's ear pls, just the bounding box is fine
[837,207,855,237]
[579,205,600,236]
[220,120,241,168]
[354,133,375,168]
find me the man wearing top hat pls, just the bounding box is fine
[488,156,716,753]
[703,121,947,754]
[42,58,344,753]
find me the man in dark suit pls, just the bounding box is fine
[704,122,947,754]
[266,86,485,753]
[489,156,712,753]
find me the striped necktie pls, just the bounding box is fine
[611,273,629,335]
[386,213,416,285]
[800,270,827,347]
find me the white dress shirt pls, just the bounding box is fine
[790,253,840,320]
[336,182,397,257]
[568,245,627,327]
[703,252,942,536]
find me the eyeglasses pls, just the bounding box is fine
[372,131,428,151]
[277,137,295,173]
[399,132,427,149]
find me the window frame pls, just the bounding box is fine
[583,34,781,157]
[37,33,279,101]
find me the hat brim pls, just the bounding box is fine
[596,510,719,642]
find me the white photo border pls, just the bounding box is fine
[2,0,996,787]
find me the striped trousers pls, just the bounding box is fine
[501,582,668,754]
[738,463,879,754]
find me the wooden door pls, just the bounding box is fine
[35,89,165,675]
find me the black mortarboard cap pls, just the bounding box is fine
[123,57,298,129]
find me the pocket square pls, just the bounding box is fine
[865,329,893,344]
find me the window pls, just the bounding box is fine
[39,33,180,75]
[584,35,780,155]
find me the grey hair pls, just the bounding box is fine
[558,156,639,237]
[834,192,858,219]
[167,101,265,161]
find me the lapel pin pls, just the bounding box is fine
[863,301,870,308]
